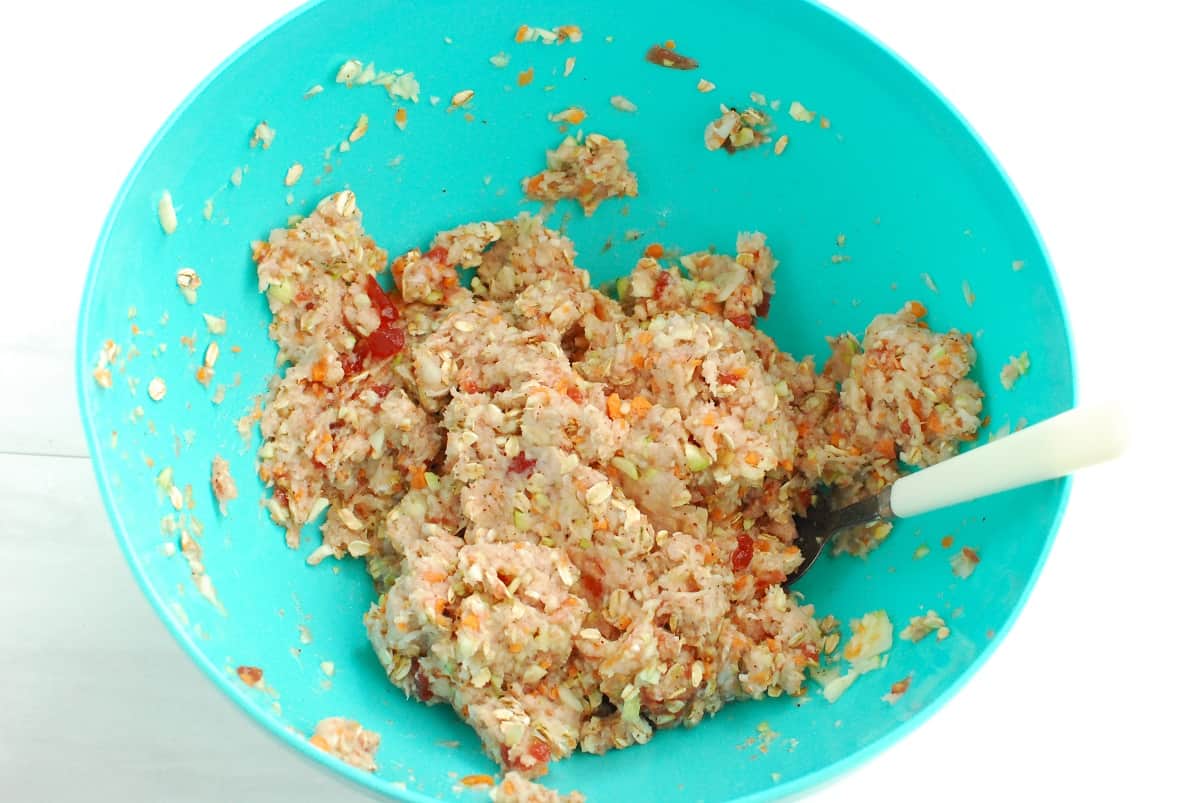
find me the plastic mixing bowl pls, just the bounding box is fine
[76,1,1075,800]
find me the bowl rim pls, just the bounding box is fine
[74,1,1078,800]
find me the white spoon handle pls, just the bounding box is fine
[888,402,1129,519]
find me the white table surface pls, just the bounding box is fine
[1,1,1196,801]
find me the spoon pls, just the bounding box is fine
[786,402,1129,585]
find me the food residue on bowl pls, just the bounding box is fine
[704,106,772,153]
[211,455,237,515]
[1000,351,1030,390]
[522,133,638,216]
[492,771,584,803]
[310,716,381,772]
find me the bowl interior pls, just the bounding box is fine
[77,1,1073,800]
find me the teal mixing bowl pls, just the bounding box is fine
[75,1,1074,800]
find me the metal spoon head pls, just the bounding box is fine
[784,488,893,586]
[784,521,831,586]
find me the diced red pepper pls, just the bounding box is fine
[718,372,739,386]
[528,740,551,763]
[425,246,449,264]
[509,452,537,474]
[358,324,406,359]
[756,292,772,318]
[413,667,433,701]
[364,275,398,324]
[653,270,671,300]
[729,314,754,330]
[340,351,364,376]
[580,572,604,598]
[731,533,754,572]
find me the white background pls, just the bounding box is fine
[0,1,1195,801]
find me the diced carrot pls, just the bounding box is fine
[460,775,494,788]
[309,735,331,752]
[780,459,794,472]
[423,570,447,583]
[525,173,544,192]
[927,413,945,434]
[410,467,428,490]
[909,300,927,318]
[631,352,645,369]
[517,67,534,86]
[702,412,717,427]
[311,359,327,383]
[461,612,480,630]
[643,242,665,258]
[875,437,896,459]
[665,39,676,49]
[564,108,586,125]
[514,24,530,42]
[606,392,623,418]
[941,535,954,548]
[630,396,652,417]
[744,451,761,467]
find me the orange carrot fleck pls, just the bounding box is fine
[460,775,494,789]
[517,67,534,86]
[606,392,623,419]
[410,466,428,490]
[941,535,954,548]
[643,242,665,258]
[909,300,928,318]
[630,396,653,417]
[394,108,408,129]
[665,39,676,49]
[744,451,761,467]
